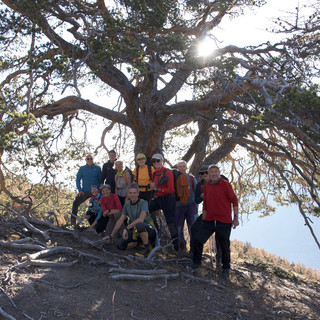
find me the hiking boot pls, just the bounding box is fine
[135,244,153,258]
[222,268,230,280]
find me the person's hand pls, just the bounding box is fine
[150,182,157,191]
[122,228,128,240]
[200,192,204,199]
[232,217,239,229]
[103,235,113,243]
[76,191,84,197]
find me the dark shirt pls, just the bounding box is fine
[100,160,117,193]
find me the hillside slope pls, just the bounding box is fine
[0,214,319,320]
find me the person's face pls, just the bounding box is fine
[127,188,139,202]
[109,152,116,162]
[101,187,111,198]
[86,155,93,166]
[91,186,99,196]
[115,161,123,171]
[177,162,187,174]
[137,157,146,167]
[152,158,162,169]
[200,171,209,182]
[208,167,220,183]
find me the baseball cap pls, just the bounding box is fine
[208,164,219,170]
[136,153,147,160]
[198,164,209,174]
[151,153,163,160]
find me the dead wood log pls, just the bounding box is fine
[26,246,74,260]
[27,214,58,230]
[14,259,78,268]
[18,215,51,242]
[109,272,179,281]
[0,306,16,320]
[0,240,46,251]
[8,237,46,247]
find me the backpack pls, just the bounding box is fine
[153,168,181,201]
[171,169,182,201]
[124,166,134,183]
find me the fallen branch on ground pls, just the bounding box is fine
[0,239,46,251]
[0,306,16,320]
[109,272,179,281]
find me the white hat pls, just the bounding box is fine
[151,153,163,160]
[208,164,219,170]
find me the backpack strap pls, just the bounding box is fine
[147,164,153,181]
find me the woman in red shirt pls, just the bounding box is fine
[100,184,123,237]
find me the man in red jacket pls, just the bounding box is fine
[149,153,179,252]
[192,164,239,280]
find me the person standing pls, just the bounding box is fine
[175,160,198,251]
[114,160,132,207]
[192,164,239,280]
[132,153,155,204]
[100,150,117,193]
[71,154,101,225]
[192,164,224,267]
[149,153,179,252]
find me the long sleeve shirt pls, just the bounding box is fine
[100,193,122,213]
[152,166,175,197]
[86,195,103,221]
[76,164,101,193]
[203,179,238,223]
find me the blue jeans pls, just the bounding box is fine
[193,220,232,269]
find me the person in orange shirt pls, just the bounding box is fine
[132,153,155,204]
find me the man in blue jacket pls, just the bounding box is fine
[71,154,101,226]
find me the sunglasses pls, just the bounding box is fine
[200,171,208,175]
[86,157,93,160]
[152,159,161,163]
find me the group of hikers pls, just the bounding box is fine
[72,150,239,280]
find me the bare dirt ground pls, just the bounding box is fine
[0,215,320,320]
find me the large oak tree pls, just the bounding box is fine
[0,0,319,247]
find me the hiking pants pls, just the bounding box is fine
[193,220,232,269]
[149,194,178,249]
[176,203,198,247]
[72,191,92,224]
[116,223,156,250]
[190,215,222,261]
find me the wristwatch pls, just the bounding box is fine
[234,214,239,218]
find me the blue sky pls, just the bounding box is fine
[231,206,320,271]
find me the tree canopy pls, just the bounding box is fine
[0,0,320,248]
